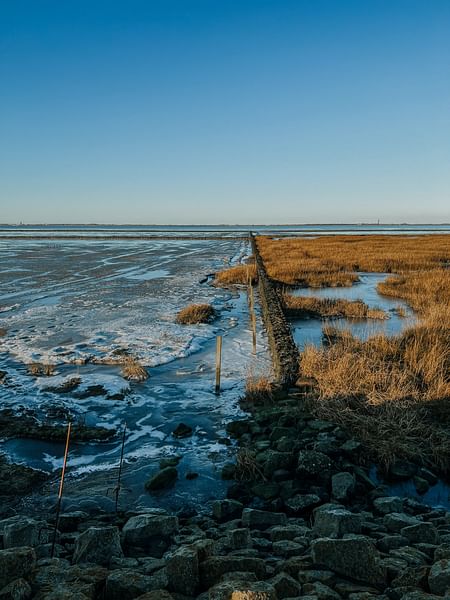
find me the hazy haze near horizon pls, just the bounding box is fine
[1,1,449,224]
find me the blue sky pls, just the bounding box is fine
[1,0,449,224]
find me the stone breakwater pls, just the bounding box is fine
[1,393,449,599]
[250,234,299,387]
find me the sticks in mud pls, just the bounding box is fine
[114,422,127,512]
[51,421,71,558]
[215,335,222,394]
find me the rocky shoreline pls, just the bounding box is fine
[1,387,449,599]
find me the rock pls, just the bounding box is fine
[145,467,177,491]
[413,476,430,495]
[272,539,307,557]
[373,496,404,515]
[221,463,236,480]
[57,512,89,533]
[435,545,450,561]
[297,570,336,585]
[122,513,178,553]
[186,471,199,480]
[390,546,429,566]
[389,460,417,480]
[303,581,341,600]
[311,537,387,586]
[135,593,174,600]
[105,569,167,600]
[3,518,52,548]
[332,472,355,502]
[428,558,450,595]
[166,546,199,596]
[0,547,36,589]
[269,525,310,542]
[377,535,409,553]
[159,456,181,469]
[391,565,428,588]
[208,581,277,599]
[0,578,32,600]
[251,483,280,501]
[200,556,266,589]
[241,509,286,529]
[72,526,123,566]
[398,593,441,600]
[270,572,302,598]
[401,523,440,545]
[263,451,293,478]
[383,513,420,532]
[172,423,193,438]
[226,420,251,437]
[228,529,252,550]
[313,508,362,538]
[212,500,243,522]
[297,450,333,478]
[284,494,321,514]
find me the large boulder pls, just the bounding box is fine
[401,522,440,545]
[313,508,362,538]
[72,526,123,566]
[166,546,199,596]
[105,569,167,600]
[3,518,52,549]
[145,467,177,491]
[241,509,286,530]
[0,547,36,589]
[311,537,387,586]
[297,450,333,478]
[383,513,420,533]
[428,558,450,595]
[122,513,178,557]
[200,557,266,589]
[373,496,404,515]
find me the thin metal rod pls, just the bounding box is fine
[51,421,71,558]
[215,335,222,394]
[115,422,127,512]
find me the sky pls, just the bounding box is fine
[0,0,449,224]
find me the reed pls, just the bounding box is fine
[176,303,216,325]
[244,374,274,404]
[121,357,148,381]
[284,295,387,320]
[215,264,258,286]
[28,362,55,377]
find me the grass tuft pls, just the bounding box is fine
[244,374,274,404]
[215,264,257,286]
[176,303,216,325]
[121,357,149,381]
[284,295,387,320]
[28,363,55,377]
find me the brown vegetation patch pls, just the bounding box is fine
[176,303,216,325]
[300,310,450,472]
[28,363,55,377]
[121,357,149,381]
[245,374,274,404]
[0,328,6,337]
[257,234,450,286]
[284,295,387,320]
[214,264,257,286]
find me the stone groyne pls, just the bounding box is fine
[250,233,299,387]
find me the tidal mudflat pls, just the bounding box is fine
[0,237,269,512]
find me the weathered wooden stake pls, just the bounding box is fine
[115,422,127,512]
[51,421,71,558]
[251,312,257,354]
[215,335,222,394]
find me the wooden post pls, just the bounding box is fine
[215,335,222,394]
[115,422,127,512]
[251,312,257,354]
[249,284,254,313]
[51,421,71,558]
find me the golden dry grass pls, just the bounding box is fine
[176,303,216,325]
[28,363,55,377]
[284,295,387,320]
[257,234,450,286]
[245,374,274,404]
[121,357,149,381]
[215,264,258,286]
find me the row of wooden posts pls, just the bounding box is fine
[51,270,258,556]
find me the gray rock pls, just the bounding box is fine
[311,537,387,586]
[145,467,177,491]
[401,522,440,545]
[166,546,198,596]
[263,451,293,478]
[383,513,420,532]
[389,460,417,480]
[270,572,302,598]
[284,494,321,514]
[134,592,174,600]
[122,513,178,550]
[57,512,89,533]
[241,508,286,529]
[228,528,252,550]
[200,556,266,589]
[212,499,243,522]
[72,526,123,566]
[105,568,167,600]
[0,578,32,600]
[272,539,307,557]
[269,525,310,542]
[208,581,277,599]
[313,508,362,538]
[303,581,341,600]
[3,518,52,549]
[434,544,450,561]
[376,535,409,553]
[373,496,404,515]
[0,547,36,589]
[332,472,355,502]
[428,558,450,595]
[297,450,332,477]
[172,422,192,438]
